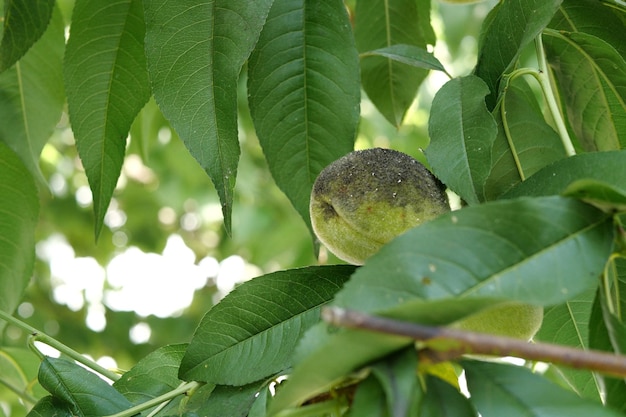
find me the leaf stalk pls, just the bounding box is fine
[0,309,120,382]
[497,69,538,181]
[103,381,200,417]
[534,33,576,156]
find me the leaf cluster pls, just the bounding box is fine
[1,0,626,416]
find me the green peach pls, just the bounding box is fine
[310,148,449,265]
[310,147,543,340]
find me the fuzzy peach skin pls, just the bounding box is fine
[310,148,449,265]
[453,302,544,340]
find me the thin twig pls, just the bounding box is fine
[535,32,576,157]
[0,309,120,382]
[322,307,626,378]
[103,381,200,417]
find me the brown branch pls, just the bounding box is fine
[321,306,626,378]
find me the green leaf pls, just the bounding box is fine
[562,179,626,212]
[144,0,272,235]
[370,347,420,417]
[354,0,434,126]
[0,0,54,72]
[463,360,624,417]
[504,150,626,199]
[426,75,497,205]
[113,344,186,411]
[418,375,477,417]
[588,290,626,414]
[0,4,64,180]
[0,347,45,401]
[247,0,360,236]
[248,385,270,417]
[270,297,497,413]
[475,0,562,108]
[64,0,150,238]
[334,196,613,313]
[588,290,615,353]
[605,379,626,416]
[346,375,389,417]
[26,396,72,417]
[38,357,133,417]
[614,257,626,326]
[549,0,626,61]
[543,30,626,151]
[534,288,603,401]
[128,97,167,162]
[360,44,448,74]
[179,265,356,385]
[185,381,266,417]
[175,383,215,415]
[483,78,566,200]
[598,261,626,355]
[0,142,38,336]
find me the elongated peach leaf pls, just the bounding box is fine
[64,0,150,238]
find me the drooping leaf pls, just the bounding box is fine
[608,3,626,24]
[614,257,626,324]
[549,0,626,61]
[360,44,448,74]
[588,290,626,414]
[144,0,273,235]
[0,143,38,337]
[0,347,45,401]
[64,0,150,238]
[542,30,626,151]
[269,297,498,413]
[128,97,168,162]
[483,77,566,200]
[25,396,72,417]
[504,150,626,199]
[334,196,613,314]
[174,383,215,416]
[588,290,615,353]
[0,0,54,72]
[598,259,626,356]
[346,374,389,417]
[354,0,434,126]
[604,379,626,416]
[534,288,603,401]
[464,360,624,417]
[562,179,626,212]
[474,0,562,108]
[370,347,420,417]
[427,75,496,205]
[247,0,360,236]
[179,265,356,385]
[38,357,133,417]
[248,385,270,417]
[113,344,186,412]
[185,381,267,417]
[418,375,477,417]
[0,4,64,180]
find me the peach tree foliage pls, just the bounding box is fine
[1,0,626,416]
